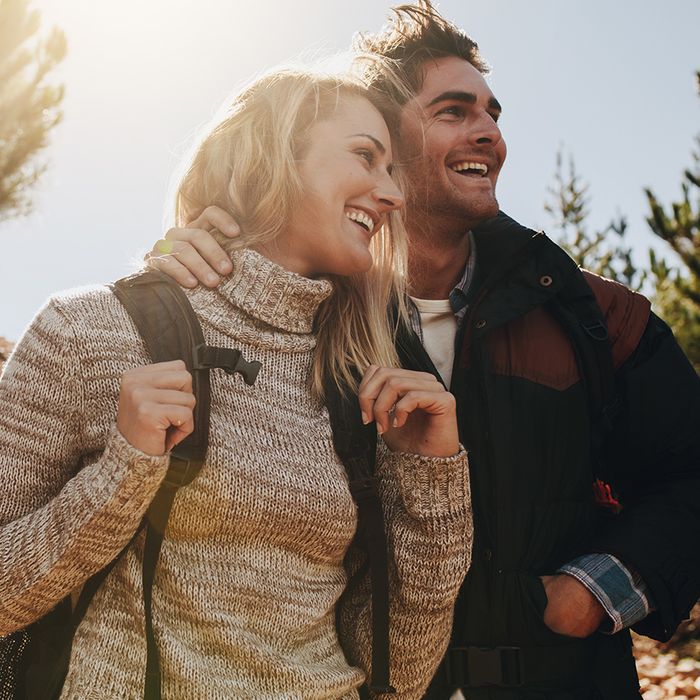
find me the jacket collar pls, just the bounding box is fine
[465,211,582,335]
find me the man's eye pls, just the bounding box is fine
[438,106,463,118]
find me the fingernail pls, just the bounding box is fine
[206,273,219,285]
[219,260,232,273]
[377,425,384,436]
[392,417,398,428]
[186,276,197,287]
[361,411,369,425]
[226,225,240,236]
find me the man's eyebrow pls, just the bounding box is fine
[348,133,386,154]
[426,91,502,113]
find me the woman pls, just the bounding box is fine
[0,69,472,698]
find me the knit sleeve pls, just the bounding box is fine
[337,442,472,698]
[0,298,170,635]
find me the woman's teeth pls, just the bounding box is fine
[345,209,373,231]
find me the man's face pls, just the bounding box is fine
[398,56,507,230]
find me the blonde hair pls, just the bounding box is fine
[176,68,409,397]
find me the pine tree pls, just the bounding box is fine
[545,149,645,291]
[643,72,700,370]
[0,0,66,221]
[545,73,700,370]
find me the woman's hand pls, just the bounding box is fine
[358,366,459,458]
[116,360,196,456]
[145,206,241,288]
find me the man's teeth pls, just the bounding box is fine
[450,161,488,175]
[345,210,373,231]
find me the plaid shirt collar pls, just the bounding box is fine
[408,231,477,341]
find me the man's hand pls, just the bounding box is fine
[540,574,607,638]
[145,206,240,288]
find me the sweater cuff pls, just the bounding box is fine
[95,426,171,506]
[379,442,470,520]
[558,553,655,634]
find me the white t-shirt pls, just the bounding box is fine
[409,296,458,388]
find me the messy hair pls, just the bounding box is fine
[176,68,408,398]
[352,0,489,104]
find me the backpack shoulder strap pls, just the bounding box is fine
[111,270,212,700]
[324,378,395,695]
[546,266,620,482]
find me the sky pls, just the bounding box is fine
[1,0,699,340]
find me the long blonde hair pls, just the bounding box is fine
[175,68,409,397]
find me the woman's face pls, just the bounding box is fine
[264,95,403,278]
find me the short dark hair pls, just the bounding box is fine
[353,1,489,104]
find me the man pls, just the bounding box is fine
[147,3,700,698]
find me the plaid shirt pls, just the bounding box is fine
[408,232,654,633]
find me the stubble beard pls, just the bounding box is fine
[405,165,500,240]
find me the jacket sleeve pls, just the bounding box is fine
[591,311,700,641]
[0,298,170,635]
[337,442,473,698]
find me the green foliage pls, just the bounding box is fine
[545,72,700,371]
[644,72,700,370]
[545,150,645,291]
[0,0,66,221]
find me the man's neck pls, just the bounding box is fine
[407,222,472,299]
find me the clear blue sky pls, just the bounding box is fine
[1,0,699,340]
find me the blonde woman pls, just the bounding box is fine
[0,70,472,698]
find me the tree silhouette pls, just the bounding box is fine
[0,0,66,221]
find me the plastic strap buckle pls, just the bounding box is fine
[193,344,261,385]
[445,646,524,688]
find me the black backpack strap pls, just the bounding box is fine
[111,270,211,700]
[325,379,395,695]
[111,270,260,700]
[545,268,620,482]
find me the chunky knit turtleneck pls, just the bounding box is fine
[0,249,472,699]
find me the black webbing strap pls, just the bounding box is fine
[435,641,595,689]
[111,270,261,700]
[112,271,213,700]
[545,269,619,480]
[325,380,395,694]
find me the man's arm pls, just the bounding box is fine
[590,312,700,640]
[543,313,700,640]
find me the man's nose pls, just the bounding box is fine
[468,112,503,147]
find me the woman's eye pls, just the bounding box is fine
[356,149,374,165]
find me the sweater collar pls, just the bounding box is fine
[211,248,334,334]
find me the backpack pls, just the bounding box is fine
[0,270,393,699]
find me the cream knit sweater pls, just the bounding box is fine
[0,249,473,699]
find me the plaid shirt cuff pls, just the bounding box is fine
[558,553,655,634]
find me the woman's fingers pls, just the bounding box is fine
[117,361,196,456]
[392,390,456,428]
[359,366,441,433]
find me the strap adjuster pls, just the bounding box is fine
[580,319,609,341]
[162,453,202,489]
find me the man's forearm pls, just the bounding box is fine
[558,553,655,633]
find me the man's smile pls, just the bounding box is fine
[449,160,489,177]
